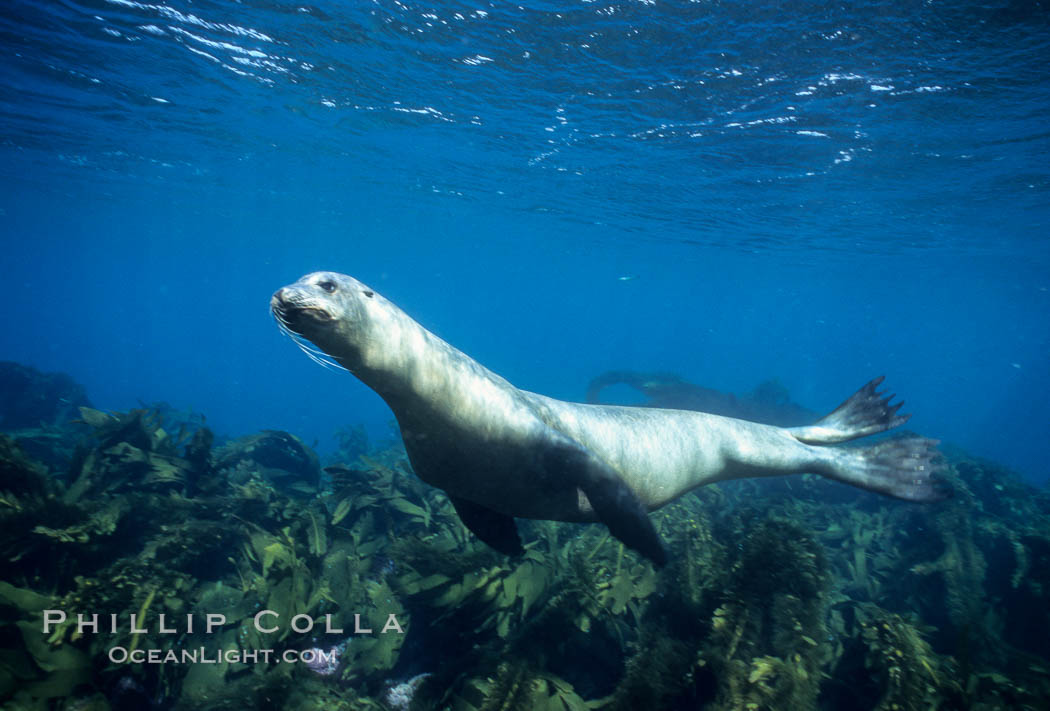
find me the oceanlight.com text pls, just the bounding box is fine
[107,646,337,666]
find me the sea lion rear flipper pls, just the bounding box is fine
[449,496,524,556]
[824,436,952,502]
[789,376,910,444]
[547,444,668,568]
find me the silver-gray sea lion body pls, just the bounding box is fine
[271,272,947,566]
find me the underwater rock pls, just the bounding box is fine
[0,361,91,431]
[0,362,94,472]
[214,430,321,495]
[302,640,347,676]
[585,370,816,426]
[383,672,431,711]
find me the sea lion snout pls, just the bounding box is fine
[270,287,291,312]
[270,285,336,334]
[272,284,323,310]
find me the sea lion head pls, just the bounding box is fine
[270,271,380,368]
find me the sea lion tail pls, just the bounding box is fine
[789,376,910,445]
[824,437,951,502]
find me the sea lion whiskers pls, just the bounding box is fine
[282,329,348,372]
[293,338,347,372]
[271,306,347,373]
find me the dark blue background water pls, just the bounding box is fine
[2,0,1048,480]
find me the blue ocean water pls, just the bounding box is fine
[1,0,1047,480]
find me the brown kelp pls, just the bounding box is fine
[0,368,1048,709]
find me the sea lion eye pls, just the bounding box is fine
[318,281,337,293]
[363,290,374,298]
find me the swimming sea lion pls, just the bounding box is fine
[271,272,947,567]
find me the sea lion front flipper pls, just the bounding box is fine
[449,496,525,556]
[547,444,668,568]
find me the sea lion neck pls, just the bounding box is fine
[339,299,492,416]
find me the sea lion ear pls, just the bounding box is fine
[546,444,668,568]
[448,496,524,556]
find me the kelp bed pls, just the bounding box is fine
[1,404,1049,710]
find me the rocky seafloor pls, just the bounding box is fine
[0,361,1048,710]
